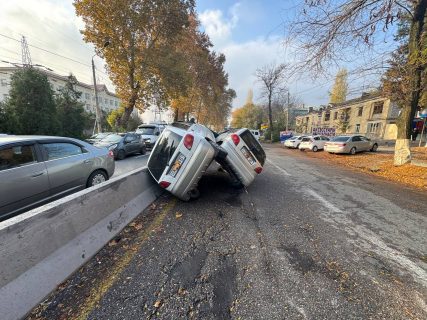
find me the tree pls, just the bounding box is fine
[56,74,86,138]
[74,0,195,127]
[255,63,288,140]
[231,90,264,129]
[107,105,141,132]
[290,0,427,165]
[0,101,17,134]
[329,69,348,104]
[5,68,58,135]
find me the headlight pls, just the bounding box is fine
[144,138,151,143]
[108,144,118,151]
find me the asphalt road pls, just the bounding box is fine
[112,152,150,178]
[29,144,427,320]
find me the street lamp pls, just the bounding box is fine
[92,39,110,134]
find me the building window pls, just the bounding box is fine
[104,98,108,104]
[1,79,7,86]
[110,99,113,105]
[324,112,330,121]
[85,93,90,100]
[373,102,383,115]
[355,124,360,133]
[333,112,338,120]
[367,122,381,133]
[115,101,118,106]
[358,106,363,116]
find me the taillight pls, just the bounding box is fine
[108,150,114,158]
[337,143,346,147]
[231,134,240,145]
[183,134,194,150]
[159,181,171,188]
[254,167,262,174]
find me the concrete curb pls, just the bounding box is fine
[0,167,161,320]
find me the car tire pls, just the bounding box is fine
[350,147,356,155]
[370,144,378,152]
[299,148,304,152]
[188,188,200,199]
[117,149,126,160]
[312,146,318,152]
[87,170,108,187]
[140,146,147,155]
[296,144,300,149]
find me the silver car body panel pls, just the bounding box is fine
[324,135,376,154]
[147,125,216,201]
[0,136,115,220]
[217,128,265,187]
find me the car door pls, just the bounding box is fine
[41,142,89,197]
[0,143,50,219]
[351,136,363,150]
[360,136,371,151]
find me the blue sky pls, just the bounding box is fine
[0,0,393,109]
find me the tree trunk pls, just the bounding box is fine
[268,93,273,141]
[394,0,427,165]
[174,109,179,122]
[120,91,137,127]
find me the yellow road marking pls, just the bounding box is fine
[75,198,177,320]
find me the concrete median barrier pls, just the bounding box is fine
[0,167,161,320]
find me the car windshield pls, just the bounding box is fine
[148,130,183,181]
[301,137,311,142]
[100,134,122,143]
[136,126,156,135]
[331,136,350,142]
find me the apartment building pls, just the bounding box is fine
[0,67,121,114]
[295,92,399,140]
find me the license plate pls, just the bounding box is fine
[169,153,186,177]
[241,146,256,165]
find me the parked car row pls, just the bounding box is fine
[283,134,378,155]
[147,122,266,201]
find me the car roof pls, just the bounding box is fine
[0,135,86,147]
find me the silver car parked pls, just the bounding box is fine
[0,135,115,221]
[324,135,378,155]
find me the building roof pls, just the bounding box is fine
[330,91,383,108]
[0,66,118,98]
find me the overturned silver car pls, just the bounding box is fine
[147,122,265,201]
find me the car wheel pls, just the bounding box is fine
[312,146,318,152]
[370,144,378,152]
[299,148,304,152]
[296,144,300,149]
[350,147,356,155]
[87,170,107,187]
[117,149,126,160]
[140,146,146,155]
[188,188,200,199]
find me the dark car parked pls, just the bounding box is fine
[94,132,146,160]
[86,132,112,145]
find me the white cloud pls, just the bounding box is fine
[199,3,240,46]
[0,0,113,90]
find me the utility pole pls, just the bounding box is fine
[21,36,32,67]
[91,39,110,134]
[91,56,102,134]
[286,91,290,131]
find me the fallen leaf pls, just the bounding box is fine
[178,287,186,295]
[154,300,162,308]
[175,212,183,219]
[133,223,143,230]
[108,239,118,247]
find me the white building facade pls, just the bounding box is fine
[0,67,121,115]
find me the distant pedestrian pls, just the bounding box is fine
[412,127,419,141]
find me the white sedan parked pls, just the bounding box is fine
[283,135,307,149]
[299,135,330,152]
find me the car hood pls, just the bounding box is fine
[140,134,156,139]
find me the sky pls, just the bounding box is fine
[0,0,393,109]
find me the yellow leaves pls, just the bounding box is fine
[175,212,183,219]
[154,300,162,308]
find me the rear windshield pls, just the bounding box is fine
[301,137,311,142]
[331,136,350,142]
[136,126,155,135]
[101,134,122,143]
[148,130,183,181]
[240,129,266,166]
